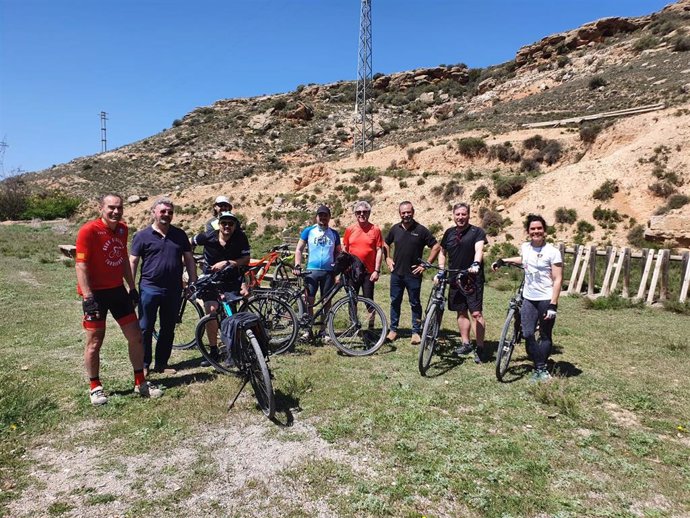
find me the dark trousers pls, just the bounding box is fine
[520,299,556,371]
[389,273,422,334]
[139,287,182,369]
[354,276,375,300]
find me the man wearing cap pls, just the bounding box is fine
[129,197,197,375]
[206,196,233,232]
[343,200,383,301]
[293,205,341,338]
[192,211,250,364]
[383,201,440,345]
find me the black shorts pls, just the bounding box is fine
[448,280,484,313]
[83,285,137,329]
[304,270,335,298]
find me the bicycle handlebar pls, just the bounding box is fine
[416,259,465,274]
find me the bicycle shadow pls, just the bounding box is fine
[270,389,300,427]
[423,353,467,377]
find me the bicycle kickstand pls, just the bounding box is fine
[227,376,251,411]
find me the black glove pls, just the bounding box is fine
[129,288,140,305]
[82,297,100,320]
[492,258,505,270]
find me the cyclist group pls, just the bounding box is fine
[76,192,562,405]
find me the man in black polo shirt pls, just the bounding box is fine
[438,202,488,362]
[130,197,197,374]
[384,201,440,345]
[191,211,250,364]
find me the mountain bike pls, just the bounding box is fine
[495,263,526,382]
[416,261,466,376]
[244,244,298,291]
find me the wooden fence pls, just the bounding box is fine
[560,244,690,304]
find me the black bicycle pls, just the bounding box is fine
[495,263,526,382]
[417,261,466,376]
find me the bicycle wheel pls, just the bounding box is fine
[194,314,233,374]
[240,294,298,355]
[496,308,519,382]
[327,295,388,356]
[154,298,204,350]
[243,329,275,419]
[418,305,442,376]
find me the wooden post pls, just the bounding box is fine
[636,249,655,301]
[610,247,626,295]
[679,252,690,304]
[588,245,597,296]
[622,248,632,298]
[659,249,670,302]
[601,246,617,296]
[576,246,591,294]
[647,249,665,304]
[568,245,583,295]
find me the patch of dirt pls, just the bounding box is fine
[17,271,42,287]
[602,401,641,428]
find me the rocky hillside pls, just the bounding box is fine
[17,0,690,248]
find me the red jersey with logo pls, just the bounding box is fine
[343,222,383,274]
[75,218,129,295]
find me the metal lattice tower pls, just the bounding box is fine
[100,111,108,152]
[354,0,373,153]
[0,136,8,177]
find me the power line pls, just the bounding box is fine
[354,0,373,154]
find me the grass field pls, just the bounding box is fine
[1,223,689,517]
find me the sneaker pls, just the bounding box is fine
[201,347,220,367]
[317,330,331,343]
[134,381,163,398]
[530,368,552,383]
[89,386,107,406]
[153,366,177,375]
[386,330,398,342]
[453,342,474,356]
[410,333,421,345]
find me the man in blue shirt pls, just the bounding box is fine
[293,205,341,338]
[130,198,197,375]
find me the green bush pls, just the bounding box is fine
[654,194,689,215]
[592,179,619,201]
[627,224,646,248]
[493,174,527,198]
[523,135,545,150]
[456,137,487,158]
[470,185,491,202]
[554,207,577,225]
[673,35,690,52]
[648,181,677,198]
[0,177,30,221]
[487,143,520,163]
[577,220,595,234]
[633,35,659,51]
[589,76,607,89]
[579,123,603,144]
[592,206,622,229]
[20,192,81,220]
[480,209,505,237]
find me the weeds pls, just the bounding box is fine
[582,294,644,310]
[592,179,619,201]
[529,378,579,418]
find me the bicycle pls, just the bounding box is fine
[416,261,466,376]
[290,254,388,356]
[244,244,298,291]
[495,263,526,382]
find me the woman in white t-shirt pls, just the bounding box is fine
[492,214,563,382]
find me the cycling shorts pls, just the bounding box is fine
[83,285,137,330]
[304,270,335,299]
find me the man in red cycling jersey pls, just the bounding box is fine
[75,193,162,405]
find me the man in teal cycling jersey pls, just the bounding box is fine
[293,205,341,338]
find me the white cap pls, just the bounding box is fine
[214,196,231,205]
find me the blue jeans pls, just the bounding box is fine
[389,273,423,334]
[520,299,556,371]
[138,286,182,369]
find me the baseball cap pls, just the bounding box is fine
[214,196,231,205]
[218,211,239,222]
[316,205,331,216]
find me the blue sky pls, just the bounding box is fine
[0,0,671,174]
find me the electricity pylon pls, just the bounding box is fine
[354,0,373,153]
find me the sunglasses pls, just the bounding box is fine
[355,211,370,215]
[219,221,235,227]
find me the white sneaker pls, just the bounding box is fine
[134,381,163,399]
[89,386,108,405]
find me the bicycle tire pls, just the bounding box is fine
[152,298,204,350]
[194,314,234,374]
[418,304,442,376]
[244,329,276,419]
[240,294,298,354]
[327,295,388,356]
[496,308,519,381]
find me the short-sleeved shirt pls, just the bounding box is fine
[385,220,437,277]
[343,222,383,274]
[440,224,488,279]
[300,225,341,271]
[131,224,192,294]
[521,242,563,301]
[192,229,251,291]
[75,218,128,295]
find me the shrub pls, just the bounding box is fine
[554,207,577,225]
[627,224,646,248]
[442,180,464,202]
[351,167,379,183]
[470,185,491,202]
[486,242,519,265]
[592,179,619,201]
[481,209,505,237]
[582,294,644,310]
[592,206,622,229]
[520,158,540,173]
[579,123,603,144]
[655,194,690,214]
[633,35,659,51]
[648,181,677,198]
[523,135,545,150]
[456,137,487,158]
[493,174,527,198]
[20,191,81,220]
[540,140,563,165]
[673,35,690,52]
[172,119,183,127]
[0,177,30,220]
[589,76,607,89]
[488,143,520,163]
[576,220,595,234]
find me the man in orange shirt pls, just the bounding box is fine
[343,200,383,301]
[75,193,162,405]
